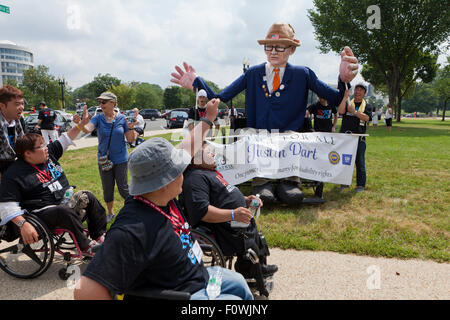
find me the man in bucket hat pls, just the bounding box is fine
[171,22,359,205]
[75,98,253,300]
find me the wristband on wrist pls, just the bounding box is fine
[200,117,213,128]
[75,124,82,131]
[231,209,235,221]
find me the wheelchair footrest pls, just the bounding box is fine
[302,197,326,204]
[246,276,274,293]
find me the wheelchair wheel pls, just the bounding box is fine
[0,215,55,279]
[190,229,226,268]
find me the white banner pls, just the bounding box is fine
[207,132,360,186]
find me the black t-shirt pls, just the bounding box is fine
[0,126,17,175]
[182,167,259,256]
[83,197,209,295]
[38,108,56,130]
[307,102,337,132]
[340,102,372,134]
[0,141,70,211]
[188,107,218,122]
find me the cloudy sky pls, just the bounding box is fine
[2,0,371,90]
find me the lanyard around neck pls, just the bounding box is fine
[29,162,53,181]
[133,196,188,236]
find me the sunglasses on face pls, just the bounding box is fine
[33,144,47,150]
[98,100,111,105]
[264,45,291,52]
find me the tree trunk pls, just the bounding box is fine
[387,68,402,122]
[442,99,447,121]
[397,94,403,122]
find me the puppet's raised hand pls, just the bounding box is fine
[339,46,359,83]
[170,62,197,91]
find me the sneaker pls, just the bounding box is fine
[339,185,349,191]
[107,213,115,223]
[275,181,304,205]
[356,186,365,192]
[82,240,100,257]
[261,264,278,277]
[252,182,276,204]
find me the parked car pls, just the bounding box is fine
[236,108,246,118]
[24,113,73,136]
[166,111,188,129]
[139,109,161,120]
[162,108,189,120]
[55,110,73,121]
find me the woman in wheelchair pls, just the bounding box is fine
[0,122,107,258]
[182,142,278,280]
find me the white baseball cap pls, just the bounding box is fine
[197,89,207,98]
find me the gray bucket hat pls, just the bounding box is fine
[97,91,117,101]
[128,138,191,195]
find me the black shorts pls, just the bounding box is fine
[134,127,144,135]
[386,118,392,127]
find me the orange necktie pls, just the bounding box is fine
[273,68,280,92]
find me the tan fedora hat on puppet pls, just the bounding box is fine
[257,23,301,47]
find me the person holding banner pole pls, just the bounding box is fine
[187,89,220,138]
[338,84,371,192]
[171,23,359,205]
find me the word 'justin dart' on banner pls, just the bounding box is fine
[207,131,362,186]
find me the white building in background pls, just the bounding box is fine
[0,40,34,86]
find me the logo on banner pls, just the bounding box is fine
[342,154,353,166]
[328,151,340,165]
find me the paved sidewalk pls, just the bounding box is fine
[0,248,448,300]
[67,128,182,150]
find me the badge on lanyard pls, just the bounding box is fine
[192,240,203,262]
[48,180,63,193]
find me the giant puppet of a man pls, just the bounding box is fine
[171,23,358,205]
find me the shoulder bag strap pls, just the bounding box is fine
[105,119,115,157]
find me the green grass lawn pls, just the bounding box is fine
[61,119,450,262]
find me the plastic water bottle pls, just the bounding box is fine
[250,194,261,220]
[61,186,74,205]
[206,267,222,300]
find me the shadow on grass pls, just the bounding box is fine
[241,182,359,226]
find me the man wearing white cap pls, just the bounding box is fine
[187,89,220,138]
[171,23,359,205]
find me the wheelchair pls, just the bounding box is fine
[0,212,93,280]
[191,224,274,299]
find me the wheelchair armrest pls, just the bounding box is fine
[124,288,191,300]
[21,200,43,207]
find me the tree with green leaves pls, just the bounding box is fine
[403,82,440,114]
[133,83,164,110]
[20,65,62,109]
[87,73,121,98]
[308,0,450,122]
[109,83,136,110]
[432,57,449,121]
[163,86,184,109]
